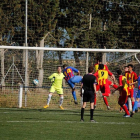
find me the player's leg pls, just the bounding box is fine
[44,86,55,108]
[81,91,88,121]
[118,93,130,117]
[131,90,140,117]
[89,91,95,122]
[70,76,82,104]
[67,79,78,104]
[57,88,64,110]
[101,84,110,109]
[130,89,135,108]
[81,102,86,121]
[70,76,82,83]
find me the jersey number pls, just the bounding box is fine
[101,71,104,77]
[67,69,72,73]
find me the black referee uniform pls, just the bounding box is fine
[81,73,97,122]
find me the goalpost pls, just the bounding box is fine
[0,46,140,109]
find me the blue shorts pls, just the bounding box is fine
[67,76,82,89]
[136,90,140,98]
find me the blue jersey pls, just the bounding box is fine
[63,66,79,81]
[137,76,140,90]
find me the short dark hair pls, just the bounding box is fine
[127,64,133,68]
[99,64,104,69]
[116,69,122,75]
[88,66,94,73]
[96,57,102,62]
[57,66,61,68]
[63,64,67,68]
[124,66,128,68]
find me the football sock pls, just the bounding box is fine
[132,101,138,112]
[125,101,128,109]
[90,109,94,120]
[113,84,118,89]
[81,108,84,120]
[132,101,134,108]
[123,105,130,115]
[72,91,77,101]
[103,96,109,106]
[120,107,123,111]
[59,96,64,106]
[47,94,52,105]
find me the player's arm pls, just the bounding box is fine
[108,70,116,83]
[48,73,55,82]
[93,83,97,94]
[129,78,138,86]
[70,66,80,75]
[93,76,97,94]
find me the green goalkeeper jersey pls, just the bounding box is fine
[48,73,65,88]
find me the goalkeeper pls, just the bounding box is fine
[44,66,65,110]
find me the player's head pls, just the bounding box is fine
[124,66,128,72]
[116,69,122,75]
[96,57,102,64]
[98,64,104,69]
[62,64,67,69]
[88,66,94,73]
[57,66,62,73]
[127,64,133,71]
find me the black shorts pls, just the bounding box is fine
[83,90,95,103]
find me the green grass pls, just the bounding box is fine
[0,108,140,140]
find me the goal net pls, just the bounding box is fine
[0,46,140,110]
[0,0,140,110]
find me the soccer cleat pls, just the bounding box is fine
[59,105,64,110]
[123,114,130,118]
[90,119,96,122]
[94,105,96,109]
[107,106,110,110]
[80,119,84,122]
[130,112,134,117]
[43,105,49,109]
[74,100,78,104]
[135,109,138,113]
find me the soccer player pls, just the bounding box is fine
[80,66,97,122]
[125,64,138,108]
[94,57,108,73]
[63,64,82,104]
[120,66,129,112]
[43,66,65,110]
[94,64,116,109]
[113,69,130,117]
[130,75,140,117]
[93,57,108,108]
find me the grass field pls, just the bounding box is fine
[0,108,140,140]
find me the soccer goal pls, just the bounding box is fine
[0,46,140,110]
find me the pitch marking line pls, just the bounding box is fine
[2,120,139,125]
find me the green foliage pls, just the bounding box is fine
[0,0,140,48]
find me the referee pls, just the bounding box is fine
[81,66,97,122]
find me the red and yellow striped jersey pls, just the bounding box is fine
[94,64,108,73]
[94,69,112,85]
[125,71,137,89]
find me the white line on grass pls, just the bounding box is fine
[2,120,139,125]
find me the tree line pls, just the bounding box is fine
[0,0,140,86]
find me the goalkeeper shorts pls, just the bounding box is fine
[49,86,63,94]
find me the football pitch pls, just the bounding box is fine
[0,108,140,140]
